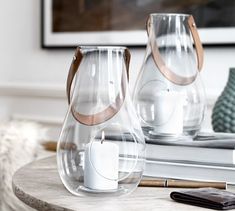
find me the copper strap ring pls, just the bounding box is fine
[66,47,131,126]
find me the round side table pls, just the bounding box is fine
[12,156,226,211]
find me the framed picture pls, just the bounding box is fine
[42,0,235,48]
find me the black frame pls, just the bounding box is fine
[41,0,235,49]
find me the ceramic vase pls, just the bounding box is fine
[212,68,235,132]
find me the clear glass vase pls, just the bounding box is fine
[133,13,206,139]
[57,46,146,197]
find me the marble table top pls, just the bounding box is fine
[12,156,235,211]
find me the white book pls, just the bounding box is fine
[104,132,235,165]
[144,159,235,184]
[146,144,235,165]
[145,132,235,165]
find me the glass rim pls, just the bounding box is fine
[79,46,127,51]
[150,13,190,17]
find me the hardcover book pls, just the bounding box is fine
[144,159,235,184]
[104,132,235,165]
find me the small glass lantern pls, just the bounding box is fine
[133,13,206,138]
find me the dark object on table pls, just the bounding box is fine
[171,188,235,210]
[212,68,235,133]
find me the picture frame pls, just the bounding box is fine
[41,0,235,48]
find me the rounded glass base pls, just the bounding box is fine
[59,174,139,197]
[142,126,200,141]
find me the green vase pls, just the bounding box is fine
[212,68,235,133]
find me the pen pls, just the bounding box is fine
[139,179,227,189]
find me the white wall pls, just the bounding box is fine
[1,0,235,139]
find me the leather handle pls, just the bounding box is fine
[146,15,204,86]
[188,15,204,71]
[67,47,83,105]
[66,47,131,126]
[124,48,131,81]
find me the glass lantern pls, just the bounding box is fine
[57,46,146,196]
[133,13,206,139]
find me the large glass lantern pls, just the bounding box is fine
[57,46,146,196]
[133,13,206,138]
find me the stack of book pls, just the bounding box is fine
[144,132,235,184]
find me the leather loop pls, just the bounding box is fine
[124,48,131,81]
[147,15,204,86]
[66,47,130,126]
[67,47,83,105]
[188,15,204,71]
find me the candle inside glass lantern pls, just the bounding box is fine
[84,131,119,190]
[153,90,184,134]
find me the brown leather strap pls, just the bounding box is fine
[124,48,131,81]
[147,15,204,86]
[66,47,131,126]
[67,47,83,105]
[188,15,204,71]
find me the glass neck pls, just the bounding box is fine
[149,13,190,33]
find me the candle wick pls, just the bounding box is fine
[101,131,105,144]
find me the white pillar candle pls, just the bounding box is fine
[153,90,184,134]
[84,132,119,190]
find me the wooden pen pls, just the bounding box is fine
[139,179,227,189]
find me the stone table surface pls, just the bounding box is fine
[12,156,235,211]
